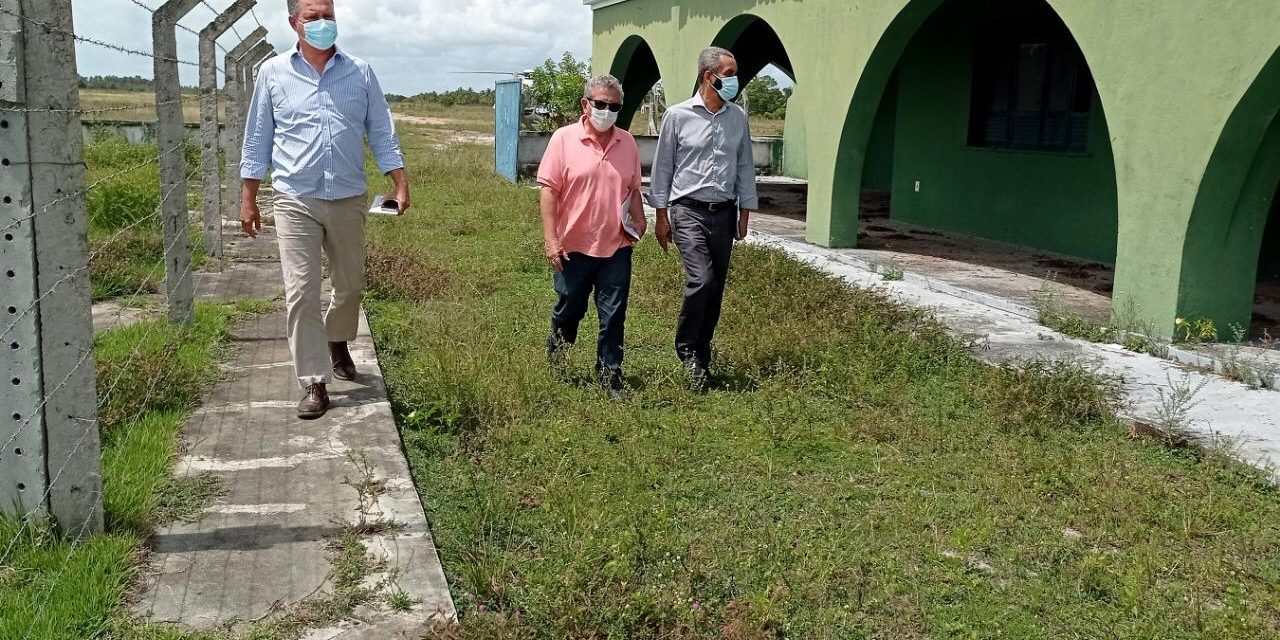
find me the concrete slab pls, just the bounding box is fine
[752,211,1280,390]
[745,228,1280,480]
[91,295,162,334]
[132,207,455,634]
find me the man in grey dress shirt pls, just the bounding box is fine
[650,46,759,385]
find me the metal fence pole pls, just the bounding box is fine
[198,0,256,265]
[152,0,201,325]
[221,28,266,226]
[0,0,103,536]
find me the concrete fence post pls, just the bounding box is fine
[222,28,266,226]
[241,41,274,118]
[198,0,256,265]
[152,0,201,325]
[229,41,273,221]
[0,0,103,537]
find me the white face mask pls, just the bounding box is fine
[589,107,618,132]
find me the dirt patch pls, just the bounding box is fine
[394,114,454,126]
[367,244,453,302]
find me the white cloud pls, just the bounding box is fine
[69,0,593,94]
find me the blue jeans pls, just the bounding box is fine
[548,247,633,372]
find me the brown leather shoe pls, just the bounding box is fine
[298,383,329,420]
[329,341,356,381]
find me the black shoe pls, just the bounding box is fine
[547,343,570,379]
[329,341,356,381]
[598,368,626,400]
[681,358,708,390]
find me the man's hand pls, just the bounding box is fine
[546,240,569,273]
[735,209,752,241]
[240,179,262,238]
[241,199,262,238]
[630,214,648,240]
[655,208,671,253]
[388,168,410,215]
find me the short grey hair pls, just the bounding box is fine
[286,0,300,15]
[583,74,624,102]
[698,46,734,80]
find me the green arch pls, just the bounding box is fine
[709,14,796,91]
[826,0,1118,251]
[1177,45,1280,332]
[608,34,663,130]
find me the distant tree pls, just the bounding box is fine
[743,74,790,120]
[401,87,495,106]
[528,52,589,131]
[79,75,156,91]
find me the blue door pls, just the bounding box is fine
[495,79,521,182]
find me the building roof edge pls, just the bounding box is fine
[584,0,631,10]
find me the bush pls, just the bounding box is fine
[527,52,589,131]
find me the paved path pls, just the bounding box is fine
[132,214,455,635]
[745,217,1280,480]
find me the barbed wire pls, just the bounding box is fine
[0,165,194,462]
[12,216,212,640]
[19,346,177,638]
[0,4,197,67]
[0,2,267,627]
[19,319,194,639]
[119,0,234,69]
[0,142,186,236]
[0,165,204,569]
[0,99,185,116]
[199,0,243,43]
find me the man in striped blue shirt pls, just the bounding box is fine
[240,0,408,419]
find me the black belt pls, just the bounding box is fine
[673,197,736,213]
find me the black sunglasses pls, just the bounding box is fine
[587,99,623,113]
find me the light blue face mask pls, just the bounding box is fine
[302,18,338,50]
[713,74,739,102]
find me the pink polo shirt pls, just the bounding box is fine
[537,117,642,259]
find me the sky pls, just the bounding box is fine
[70,0,595,95]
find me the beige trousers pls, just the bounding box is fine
[274,193,367,388]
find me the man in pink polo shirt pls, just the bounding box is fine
[538,74,647,398]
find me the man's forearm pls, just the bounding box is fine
[539,188,560,248]
[630,190,646,224]
[386,167,408,187]
[241,179,261,205]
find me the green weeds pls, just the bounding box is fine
[85,133,202,302]
[0,303,261,639]
[363,141,1280,638]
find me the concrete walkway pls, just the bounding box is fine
[745,216,1280,480]
[131,214,456,635]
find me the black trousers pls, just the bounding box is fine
[670,203,735,368]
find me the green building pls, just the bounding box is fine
[586,0,1280,338]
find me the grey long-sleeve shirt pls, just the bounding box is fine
[647,93,759,210]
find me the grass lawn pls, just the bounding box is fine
[363,134,1280,638]
[84,132,203,302]
[748,115,785,137]
[0,303,261,640]
[79,89,209,124]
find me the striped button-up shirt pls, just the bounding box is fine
[241,47,404,200]
[647,93,758,210]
